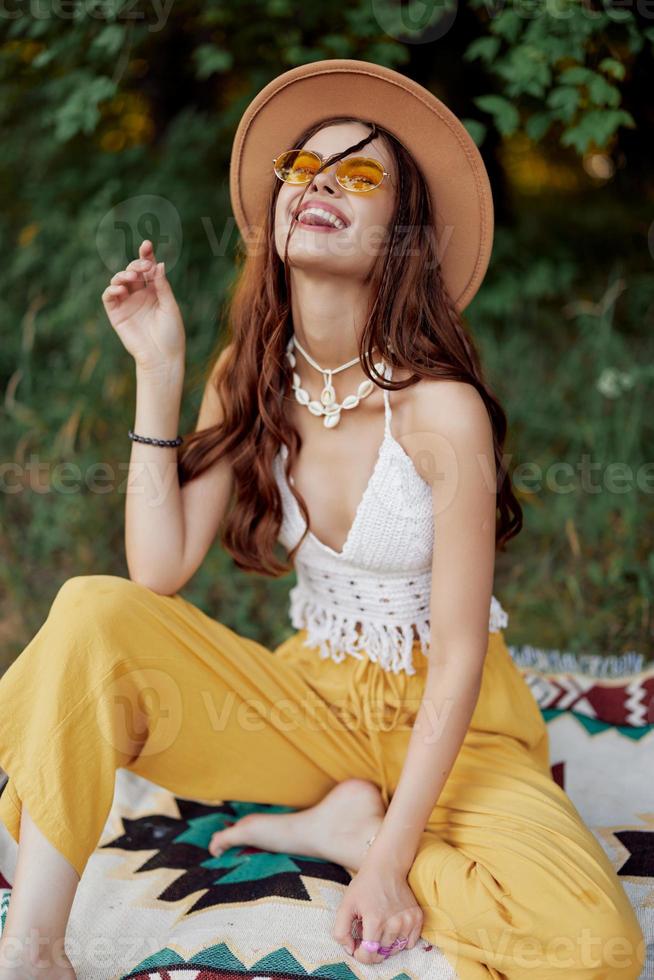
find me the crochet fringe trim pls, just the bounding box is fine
[289,589,511,676]
[508,644,647,678]
[489,595,509,633]
[289,588,425,675]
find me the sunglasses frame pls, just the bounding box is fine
[272,148,390,193]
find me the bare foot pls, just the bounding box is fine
[208,778,385,871]
[0,938,76,979]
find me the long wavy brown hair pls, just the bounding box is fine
[177,113,523,576]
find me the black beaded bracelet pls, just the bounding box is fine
[128,429,183,447]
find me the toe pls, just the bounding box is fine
[209,826,236,855]
[208,814,259,855]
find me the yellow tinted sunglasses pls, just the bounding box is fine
[273,148,390,193]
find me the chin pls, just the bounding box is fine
[283,253,364,279]
[276,231,362,272]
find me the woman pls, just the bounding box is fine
[0,60,645,979]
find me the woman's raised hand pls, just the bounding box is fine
[102,239,185,376]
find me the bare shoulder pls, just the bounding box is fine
[393,369,492,444]
[210,340,236,381]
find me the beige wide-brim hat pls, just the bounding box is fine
[229,58,494,313]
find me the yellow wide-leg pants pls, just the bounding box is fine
[0,575,646,979]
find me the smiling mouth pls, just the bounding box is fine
[294,206,348,231]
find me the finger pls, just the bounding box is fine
[378,924,401,958]
[139,238,154,260]
[406,918,423,950]
[103,284,128,300]
[142,259,159,283]
[126,257,155,275]
[110,270,139,287]
[140,239,158,270]
[374,906,419,960]
[404,903,424,951]
[331,901,357,956]
[353,915,385,965]
[152,260,175,308]
[128,258,158,288]
[111,268,138,281]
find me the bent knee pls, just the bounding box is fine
[485,859,645,978]
[50,574,156,648]
[530,900,645,977]
[55,574,148,610]
[583,904,646,978]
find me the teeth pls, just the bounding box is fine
[297,207,346,229]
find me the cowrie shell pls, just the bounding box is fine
[294,388,310,406]
[287,352,296,367]
[320,385,336,405]
[341,394,359,410]
[357,379,373,398]
[292,371,302,387]
[324,412,340,428]
[308,401,323,416]
[323,402,340,415]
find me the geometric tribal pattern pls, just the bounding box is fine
[525,670,654,727]
[100,797,352,914]
[122,940,415,979]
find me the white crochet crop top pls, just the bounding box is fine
[272,359,509,675]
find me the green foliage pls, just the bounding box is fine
[473,94,520,136]
[0,1,652,671]
[464,0,646,152]
[193,46,233,79]
[471,208,654,657]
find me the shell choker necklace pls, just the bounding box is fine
[285,334,384,430]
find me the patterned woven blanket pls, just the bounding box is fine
[1,646,652,979]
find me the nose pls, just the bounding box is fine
[308,165,340,196]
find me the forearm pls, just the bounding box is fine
[124,361,186,590]
[365,656,483,876]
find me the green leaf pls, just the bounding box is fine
[322,34,354,58]
[265,0,292,13]
[559,66,595,86]
[598,57,625,80]
[525,111,553,141]
[90,25,125,57]
[282,45,327,66]
[561,108,635,153]
[460,117,487,146]
[604,6,631,20]
[364,41,407,67]
[32,48,57,69]
[193,45,234,80]
[53,75,117,142]
[8,19,24,38]
[624,17,644,54]
[587,73,621,108]
[494,44,551,99]
[102,0,129,20]
[473,94,520,136]
[490,9,522,44]
[464,36,501,64]
[546,85,580,122]
[27,19,50,37]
